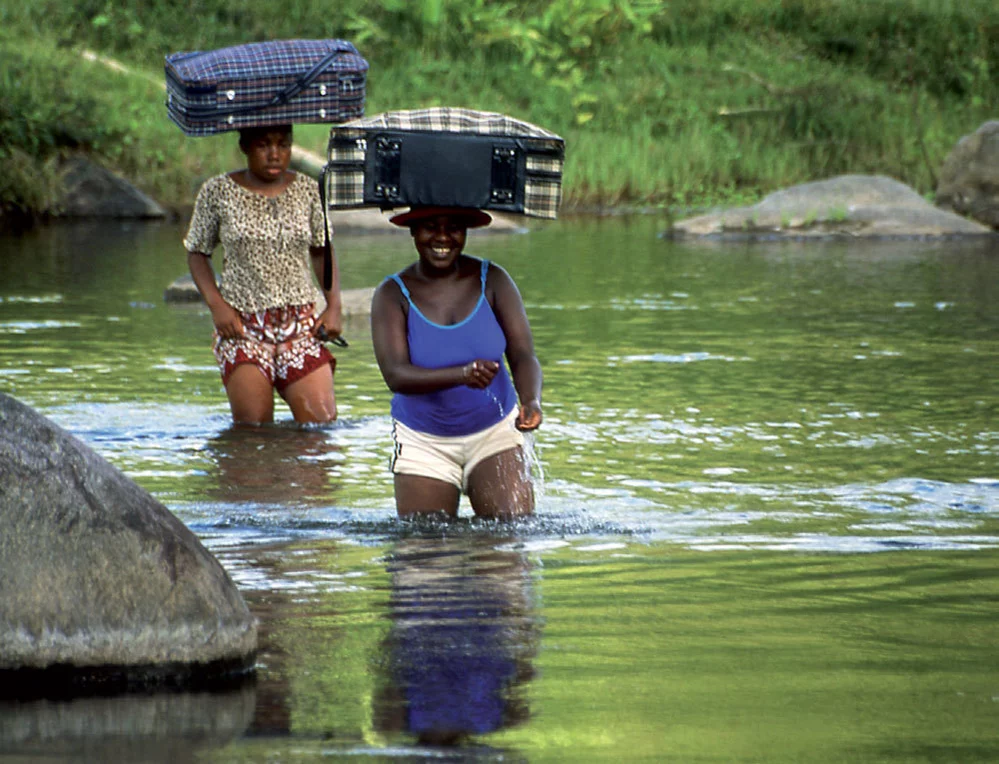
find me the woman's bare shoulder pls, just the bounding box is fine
[373,272,407,302]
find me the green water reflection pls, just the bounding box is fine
[198,538,999,762]
[1,218,998,761]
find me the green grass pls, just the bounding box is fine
[0,0,996,218]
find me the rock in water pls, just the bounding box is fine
[58,157,167,219]
[671,174,991,238]
[0,394,256,691]
[936,120,999,230]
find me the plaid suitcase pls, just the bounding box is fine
[323,108,565,219]
[165,39,367,136]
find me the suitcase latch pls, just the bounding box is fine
[373,137,402,202]
[490,147,519,204]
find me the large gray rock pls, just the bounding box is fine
[672,174,991,238]
[58,157,166,218]
[936,120,999,229]
[0,394,256,679]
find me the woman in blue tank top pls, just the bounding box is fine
[371,206,543,520]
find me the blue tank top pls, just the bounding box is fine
[389,259,519,437]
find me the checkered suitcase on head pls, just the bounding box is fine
[165,39,367,136]
[323,108,565,219]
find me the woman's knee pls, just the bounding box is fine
[282,365,336,423]
[466,448,534,519]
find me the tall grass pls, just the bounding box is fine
[0,41,248,212]
[1,0,996,218]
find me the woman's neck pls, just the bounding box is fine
[232,168,293,197]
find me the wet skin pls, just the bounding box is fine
[370,212,544,519]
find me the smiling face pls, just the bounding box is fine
[239,127,292,185]
[411,215,469,270]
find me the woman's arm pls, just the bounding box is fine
[310,244,343,339]
[187,251,244,339]
[370,280,498,394]
[489,264,543,431]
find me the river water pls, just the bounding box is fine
[1,216,998,762]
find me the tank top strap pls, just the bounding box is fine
[389,273,414,305]
[480,259,490,295]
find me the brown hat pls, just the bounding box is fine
[388,206,492,229]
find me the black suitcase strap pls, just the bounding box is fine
[317,165,334,292]
[185,48,349,119]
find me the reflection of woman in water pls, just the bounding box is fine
[375,537,540,745]
[204,425,342,506]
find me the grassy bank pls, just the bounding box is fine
[1,0,996,219]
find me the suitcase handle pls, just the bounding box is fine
[317,164,334,292]
[206,48,349,118]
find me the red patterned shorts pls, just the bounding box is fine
[212,303,335,392]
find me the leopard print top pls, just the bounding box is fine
[183,172,327,313]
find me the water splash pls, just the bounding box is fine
[521,431,547,503]
[482,386,546,503]
[484,387,506,420]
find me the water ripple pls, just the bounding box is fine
[167,470,999,557]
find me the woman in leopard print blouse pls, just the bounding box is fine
[184,125,342,424]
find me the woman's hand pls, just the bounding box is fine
[516,399,542,431]
[211,302,245,340]
[314,304,343,343]
[462,359,499,389]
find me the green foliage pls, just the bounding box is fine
[0,45,125,214]
[647,0,999,103]
[1,0,997,216]
[0,39,248,217]
[0,148,63,217]
[0,47,114,155]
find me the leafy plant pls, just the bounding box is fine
[1,0,997,216]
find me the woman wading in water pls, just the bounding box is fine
[370,206,543,519]
[185,125,343,424]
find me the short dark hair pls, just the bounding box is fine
[237,125,293,151]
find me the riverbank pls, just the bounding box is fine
[2,0,997,221]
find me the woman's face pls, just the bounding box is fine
[241,129,292,184]
[412,215,468,269]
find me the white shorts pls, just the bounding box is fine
[390,409,525,492]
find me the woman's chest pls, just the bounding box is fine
[405,269,487,325]
[218,194,312,248]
